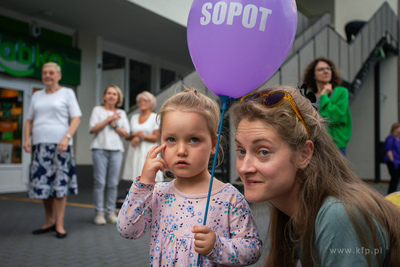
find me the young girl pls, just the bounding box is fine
[117,88,262,266]
[230,86,400,267]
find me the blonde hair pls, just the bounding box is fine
[136,91,156,111]
[102,85,124,107]
[230,86,400,267]
[158,87,223,166]
[42,62,61,73]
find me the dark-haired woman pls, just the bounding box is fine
[303,57,352,155]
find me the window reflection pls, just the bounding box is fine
[0,88,23,164]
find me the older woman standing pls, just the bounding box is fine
[24,62,82,238]
[89,85,130,225]
[121,91,163,182]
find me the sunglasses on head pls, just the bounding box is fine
[240,91,311,138]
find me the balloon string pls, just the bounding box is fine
[197,96,230,267]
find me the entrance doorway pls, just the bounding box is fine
[0,76,43,193]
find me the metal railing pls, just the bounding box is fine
[262,2,397,90]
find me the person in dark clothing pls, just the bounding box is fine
[345,20,366,43]
[383,122,400,194]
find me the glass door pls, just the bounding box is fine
[0,88,23,164]
[0,76,43,193]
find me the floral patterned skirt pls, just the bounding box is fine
[28,143,78,199]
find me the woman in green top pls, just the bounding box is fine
[303,57,352,156]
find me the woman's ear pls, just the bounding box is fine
[211,134,218,155]
[299,140,314,169]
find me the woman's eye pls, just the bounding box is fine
[190,137,199,143]
[259,150,269,156]
[236,149,245,156]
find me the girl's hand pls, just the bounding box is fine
[140,144,167,183]
[192,225,216,256]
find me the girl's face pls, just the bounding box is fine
[42,65,61,88]
[161,111,216,181]
[103,87,119,106]
[314,61,332,84]
[235,118,301,215]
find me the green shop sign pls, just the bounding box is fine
[0,32,81,85]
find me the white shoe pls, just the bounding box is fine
[94,213,106,225]
[106,212,118,224]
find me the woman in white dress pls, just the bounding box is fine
[122,91,163,182]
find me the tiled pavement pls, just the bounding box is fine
[0,183,150,267]
[0,181,389,267]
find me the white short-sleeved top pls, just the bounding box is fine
[27,87,82,145]
[89,106,130,152]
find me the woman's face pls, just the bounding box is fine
[103,87,119,107]
[235,118,301,214]
[42,65,61,88]
[137,97,152,111]
[314,61,332,84]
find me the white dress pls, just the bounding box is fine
[121,113,163,182]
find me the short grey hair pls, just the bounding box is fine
[42,62,61,73]
[136,91,156,110]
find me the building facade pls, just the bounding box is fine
[0,0,398,193]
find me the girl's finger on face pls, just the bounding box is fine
[146,145,159,158]
[154,143,166,154]
[147,144,166,158]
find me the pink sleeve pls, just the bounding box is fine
[205,198,262,265]
[117,179,155,239]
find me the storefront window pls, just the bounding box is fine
[0,88,23,164]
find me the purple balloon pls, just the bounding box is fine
[187,0,297,98]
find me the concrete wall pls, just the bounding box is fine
[379,56,399,180]
[347,56,397,181]
[128,0,193,26]
[337,1,398,181]
[334,0,398,38]
[75,32,102,165]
